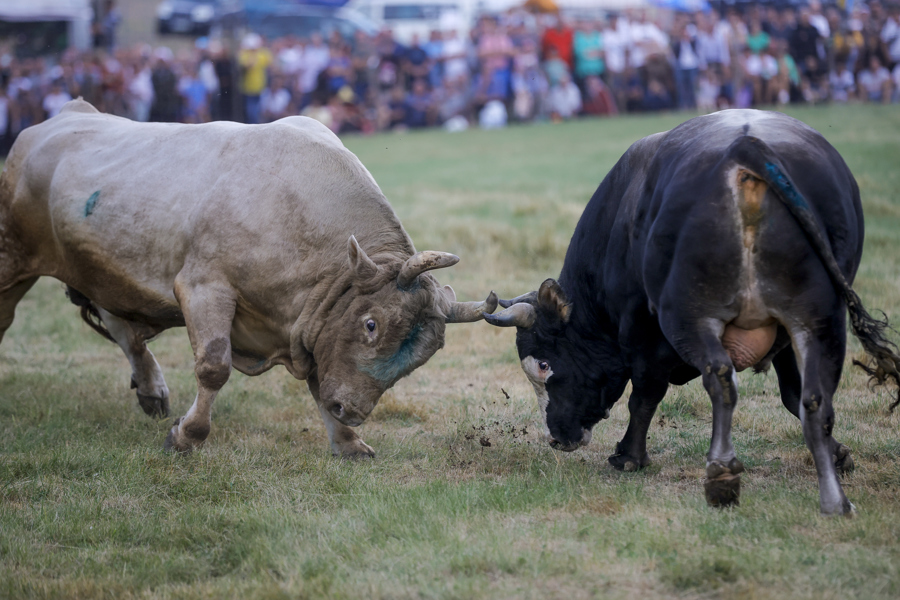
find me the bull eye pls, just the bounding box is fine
[538,361,549,372]
[365,319,376,333]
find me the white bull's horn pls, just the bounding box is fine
[483,302,537,328]
[445,291,499,323]
[498,291,538,308]
[398,251,459,289]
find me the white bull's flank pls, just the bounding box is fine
[0,99,497,456]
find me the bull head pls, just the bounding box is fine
[484,279,622,451]
[313,236,498,427]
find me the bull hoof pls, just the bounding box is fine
[137,392,170,419]
[704,459,744,507]
[608,452,650,472]
[163,418,193,454]
[332,439,376,460]
[833,443,855,475]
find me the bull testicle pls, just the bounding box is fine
[722,323,777,372]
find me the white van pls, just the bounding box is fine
[347,0,473,44]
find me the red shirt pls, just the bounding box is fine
[542,27,574,69]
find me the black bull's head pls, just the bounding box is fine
[483,279,627,451]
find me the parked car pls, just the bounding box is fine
[216,1,379,41]
[346,0,472,43]
[156,0,217,36]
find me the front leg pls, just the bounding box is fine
[608,372,669,472]
[164,277,236,453]
[308,375,374,459]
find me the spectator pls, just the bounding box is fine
[149,47,179,122]
[477,17,513,100]
[671,18,703,110]
[573,20,604,96]
[441,29,469,84]
[541,16,574,70]
[603,12,630,110]
[882,4,900,68]
[643,78,673,111]
[178,62,209,123]
[404,78,434,128]
[546,72,581,121]
[260,74,292,122]
[791,8,823,80]
[238,33,273,124]
[581,75,617,116]
[829,61,856,103]
[858,55,892,102]
[402,34,432,89]
[42,79,72,119]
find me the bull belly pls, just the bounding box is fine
[722,323,777,372]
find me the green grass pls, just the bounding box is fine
[2,105,900,599]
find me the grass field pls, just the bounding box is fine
[2,106,900,599]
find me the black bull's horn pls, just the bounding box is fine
[483,302,537,328]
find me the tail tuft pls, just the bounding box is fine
[846,289,900,411]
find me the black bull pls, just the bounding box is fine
[486,110,900,515]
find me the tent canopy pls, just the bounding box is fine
[0,0,92,22]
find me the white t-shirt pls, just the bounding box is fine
[42,91,72,118]
[299,44,330,94]
[603,25,629,73]
[629,22,668,68]
[829,69,855,102]
[442,37,469,81]
[858,67,890,96]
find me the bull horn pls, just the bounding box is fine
[498,291,538,308]
[398,251,459,289]
[483,302,537,328]
[444,289,499,323]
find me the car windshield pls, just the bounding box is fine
[383,4,453,20]
[257,14,357,39]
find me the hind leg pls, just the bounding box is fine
[0,278,38,345]
[95,307,170,418]
[787,322,853,515]
[772,346,854,474]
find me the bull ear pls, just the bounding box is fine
[348,235,380,281]
[538,279,571,323]
[398,251,459,289]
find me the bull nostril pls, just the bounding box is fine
[330,403,345,419]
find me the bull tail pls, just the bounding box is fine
[65,286,116,344]
[728,135,900,411]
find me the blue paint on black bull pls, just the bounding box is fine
[361,323,425,383]
[765,162,808,209]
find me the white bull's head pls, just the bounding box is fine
[310,236,497,426]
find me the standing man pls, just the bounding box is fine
[238,33,272,124]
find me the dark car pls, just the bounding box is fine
[157,0,217,36]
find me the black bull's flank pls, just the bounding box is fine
[486,109,900,515]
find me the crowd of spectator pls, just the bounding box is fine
[2,1,900,147]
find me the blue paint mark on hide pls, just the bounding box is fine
[84,191,100,217]
[360,323,424,383]
[764,163,807,209]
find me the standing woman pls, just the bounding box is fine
[573,20,604,97]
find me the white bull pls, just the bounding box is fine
[0,99,496,456]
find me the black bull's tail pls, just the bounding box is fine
[65,286,116,344]
[728,135,900,411]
